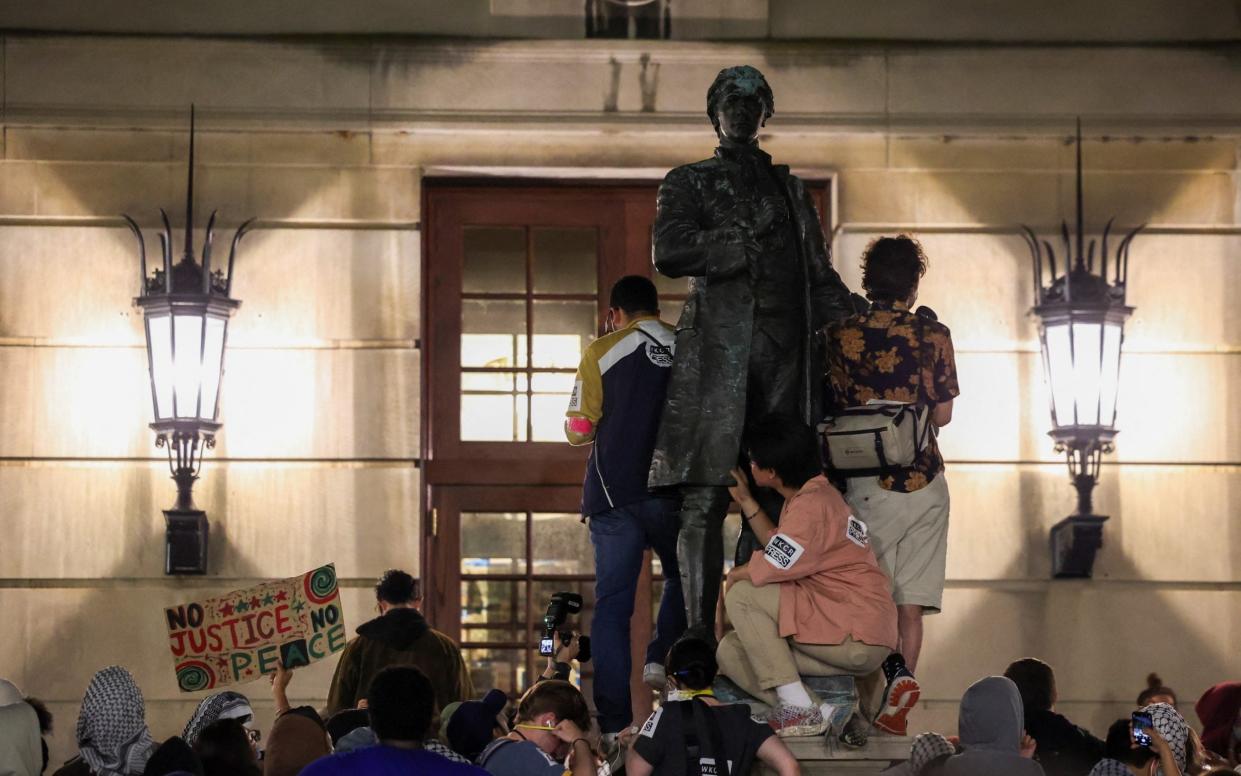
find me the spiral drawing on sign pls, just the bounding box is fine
[176,660,216,692]
[303,565,338,605]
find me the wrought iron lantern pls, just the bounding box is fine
[1022,119,1141,579]
[123,106,254,574]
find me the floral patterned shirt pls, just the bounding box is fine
[824,302,960,492]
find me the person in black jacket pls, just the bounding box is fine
[326,570,473,714]
[1005,658,1104,776]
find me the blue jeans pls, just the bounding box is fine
[589,497,686,734]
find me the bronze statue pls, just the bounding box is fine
[648,65,857,636]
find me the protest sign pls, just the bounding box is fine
[164,563,347,692]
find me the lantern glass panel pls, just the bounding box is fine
[173,314,204,419]
[147,314,175,421]
[1071,322,1103,426]
[1044,322,1075,427]
[201,316,227,421]
[1099,322,1123,427]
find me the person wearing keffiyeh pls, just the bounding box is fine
[58,666,157,776]
[182,692,254,749]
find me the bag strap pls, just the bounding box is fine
[690,699,731,776]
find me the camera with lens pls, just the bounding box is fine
[539,591,591,663]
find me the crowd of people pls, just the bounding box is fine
[1,64,1236,775]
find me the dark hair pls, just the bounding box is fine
[367,666,436,743]
[326,708,370,745]
[146,736,204,776]
[515,680,591,733]
[1137,673,1177,707]
[746,414,821,489]
[666,637,718,691]
[375,569,420,605]
[193,719,260,776]
[1105,718,1155,766]
[1004,658,1056,712]
[24,697,52,734]
[860,235,927,303]
[706,65,774,131]
[609,275,659,316]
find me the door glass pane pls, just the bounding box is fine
[531,513,593,574]
[532,301,595,368]
[530,372,576,442]
[463,648,533,697]
[532,228,597,294]
[463,300,527,368]
[461,393,528,441]
[461,579,527,643]
[464,227,526,294]
[461,512,527,574]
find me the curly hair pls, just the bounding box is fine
[706,65,774,131]
[860,234,927,303]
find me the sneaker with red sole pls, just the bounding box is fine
[873,654,920,736]
[767,704,828,738]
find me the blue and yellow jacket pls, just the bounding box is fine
[564,315,675,516]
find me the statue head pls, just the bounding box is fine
[706,65,774,144]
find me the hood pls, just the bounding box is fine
[1196,682,1241,757]
[959,676,1025,753]
[356,607,430,650]
[0,702,41,776]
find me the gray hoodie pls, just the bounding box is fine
[945,676,1045,776]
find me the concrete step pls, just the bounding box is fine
[759,735,910,774]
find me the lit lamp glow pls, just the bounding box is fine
[1023,118,1140,579]
[123,106,254,574]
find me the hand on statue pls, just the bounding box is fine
[753,196,785,235]
[727,466,757,514]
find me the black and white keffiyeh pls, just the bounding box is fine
[1087,758,1134,776]
[75,666,157,776]
[182,691,253,746]
[909,733,955,771]
[1141,701,1188,773]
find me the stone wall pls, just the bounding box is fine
[0,35,1236,765]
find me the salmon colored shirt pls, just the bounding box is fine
[747,475,898,649]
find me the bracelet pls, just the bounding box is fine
[743,506,760,521]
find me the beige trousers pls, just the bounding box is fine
[717,580,889,714]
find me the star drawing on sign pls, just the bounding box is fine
[275,590,289,602]
[249,596,262,609]
[262,593,276,606]
[219,602,235,617]
[235,600,250,613]
[215,656,230,669]
[293,600,306,613]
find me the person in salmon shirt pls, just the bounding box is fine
[715,414,901,743]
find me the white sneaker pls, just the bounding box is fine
[767,704,828,738]
[643,662,667,690]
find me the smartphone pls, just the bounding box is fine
[1131,712,1154,748]
[539,637,556,657]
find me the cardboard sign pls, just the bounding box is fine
[164,564,347,692]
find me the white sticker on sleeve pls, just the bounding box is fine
[764,533,805,570]
[639,706,664,738]
[846,515,869,547]
[567,381,583,411]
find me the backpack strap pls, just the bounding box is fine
[689,699,731,776]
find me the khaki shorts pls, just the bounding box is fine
[844,473,949,613]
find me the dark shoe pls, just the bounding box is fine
[873,654,920,736]
[838,712,870,749]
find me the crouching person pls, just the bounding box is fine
[627,637,800,776]
[716,415,899,739]
[478,681,597,776]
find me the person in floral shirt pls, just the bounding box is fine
[823,235,959,722]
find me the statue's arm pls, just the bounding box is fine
[652,168,749,280]
[798,184,855,329]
